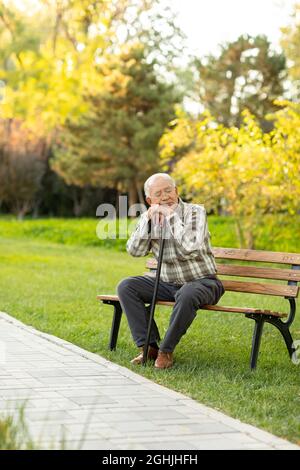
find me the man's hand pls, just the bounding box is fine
[147,203,177,226]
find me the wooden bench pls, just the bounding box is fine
[97,247,300,369]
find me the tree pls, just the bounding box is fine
[192,35,287,130]
[280,3,300,97]
[0,119,48,218]
[0,0,186,214]
[268,99,300,215]
[160,104,300,248]
[0,0,185,132]
[52,43,180,208]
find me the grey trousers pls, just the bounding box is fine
[117,275,225,353]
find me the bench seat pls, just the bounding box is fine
[97,294,287,318]
[97,247,300,369]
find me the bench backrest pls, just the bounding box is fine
[146,247,300,299]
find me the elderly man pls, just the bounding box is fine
[117,173,224,369]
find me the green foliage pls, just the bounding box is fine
[51,42,180,201]
[0,213,300,253]
[193,34,286,129]
[281,3,300,95]
[0,0,186,134]
[0,406,34,450]
[0,0,187,212]
[0,216,126,250]
[160,103,300,248]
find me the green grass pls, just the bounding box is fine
[0,215,299,445]
[0,212,299,252]
[0,406,34,450]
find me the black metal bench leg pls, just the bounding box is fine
[265,317,295,360]
[250,316,265,370]
[109,302,123,351]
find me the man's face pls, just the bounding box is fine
[146,177,179,206]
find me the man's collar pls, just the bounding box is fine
[174,197,184,217]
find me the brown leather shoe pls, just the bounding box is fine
[130,346,158,365]
[154,351,174,369]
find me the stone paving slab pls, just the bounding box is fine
[0,311,299,451]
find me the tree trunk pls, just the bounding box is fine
[32,198,41,218]
[72,187,85,217]
[16,200,31,220]
[246,230,255,249]
[235,217,245,248]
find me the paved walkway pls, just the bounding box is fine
[0,311,298,450]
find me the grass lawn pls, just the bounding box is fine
[0,216,299,445]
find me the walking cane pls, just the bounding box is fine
[142,214,166,365]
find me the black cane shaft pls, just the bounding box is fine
[142,219,166,365]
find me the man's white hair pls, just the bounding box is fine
[144,173,176,198]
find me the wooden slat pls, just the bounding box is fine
[221,279,298,297]
[200,305,286,317]
[155,301,286,317]
[146,259,300,282]
[212,247,300,265]
[216,264,300,281]
[97,295,286,318]
[97,295,119,302]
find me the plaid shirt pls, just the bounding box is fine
[126,197,217,284]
